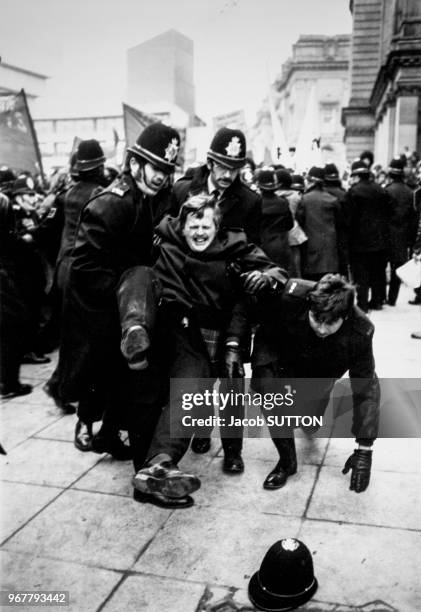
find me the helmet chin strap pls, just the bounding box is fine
[135,162,166,196]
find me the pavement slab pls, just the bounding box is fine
[0,549,121,612]
[101,574,205,612]
[135,507,301,588]
[3,488,171,571]
[193,459,318,516]
[324,438,421,473]
[0,438,102,487]
[0,481,62,544]
[307,465,421,530]
[297,519,421,612]
[0,401,63,451]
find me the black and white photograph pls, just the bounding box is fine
[1,0,421,610]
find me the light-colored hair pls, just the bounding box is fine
[178,194,221,229]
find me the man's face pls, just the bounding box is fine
[349,174,360,187]
[308,311,344,338]
[208,161,240,192]
[182,208,217,252]
[130,158,168,196]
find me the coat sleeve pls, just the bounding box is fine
[348,325,380,442]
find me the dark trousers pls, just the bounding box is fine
[351,251,387,311]
[116,266,166,471]
[0,326,25,390]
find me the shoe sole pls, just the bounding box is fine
[132,472,201,499]
[121,327,150,370]
[133,489,194,508]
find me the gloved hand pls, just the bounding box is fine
[241,270,271,294]
[342,449,372,493]
[224,346,245,378]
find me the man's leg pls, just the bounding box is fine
[132,323,214,506]
[351,253,369,312]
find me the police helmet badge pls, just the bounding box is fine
[164,138,179,163]
[225,136,242,158]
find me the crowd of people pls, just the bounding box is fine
[1,124,420,508]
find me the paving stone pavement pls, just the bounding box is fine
[1,286,420,611]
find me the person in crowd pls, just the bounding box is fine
[324,163,346,201]
[124,195,287,508]
[44,139,108,421]
[385,158,418,306]
[168,127,262,470]
[296,167,347,281]
[10,176,51,365]
[344,160,392,311]
[360,150,374,173]
[240,157,257,190]
[57,123,181,460]
[0,194,34,398]
[275,168,307,277]
[251,274,379,493]
[256,167,293,272]
[290,174,305,194]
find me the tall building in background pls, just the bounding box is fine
[127,29,196,127]
[251,35,350,168]
[342,0,421,164]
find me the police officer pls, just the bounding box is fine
[251,274,380,493]
[57,123,181,459]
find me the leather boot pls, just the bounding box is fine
[264,438,297,490]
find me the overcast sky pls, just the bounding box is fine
[1,0,352,123]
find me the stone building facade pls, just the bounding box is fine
[250,35,351,168]
[342,0,421,165]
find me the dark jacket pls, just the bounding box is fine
[386,179,418,263]
[171,164,262,245]
[296,185,345,275]
[344,179,392,254]
[56,180,103,289]
[252,278,380,441]
[260,192,293,269]
[154,215,287,337]
[59,173,154,400]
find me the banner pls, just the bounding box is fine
[122,102,160,149]
[0,89,44,177]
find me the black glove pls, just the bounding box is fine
[224,346,245,378]
[342,449,372,493]
[241,271,271,294]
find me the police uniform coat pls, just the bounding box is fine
[59,173,154,401]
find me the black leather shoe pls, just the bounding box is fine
[411,331,421,339]
[263,460,297,490]
[133,488,194,508]
[121,325,150,370]
[223,449,244,474]
[191,437,211,454]
[22,352,51,364]
[132,460,201,498]
[0,382,33,399]
[74,420,93,452]
[91,432,132,460]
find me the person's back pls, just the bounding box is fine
[346,179,391,253]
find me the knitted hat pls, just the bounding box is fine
[127,123,181,174]
[248,538,318,611]
[207,127,247,169]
